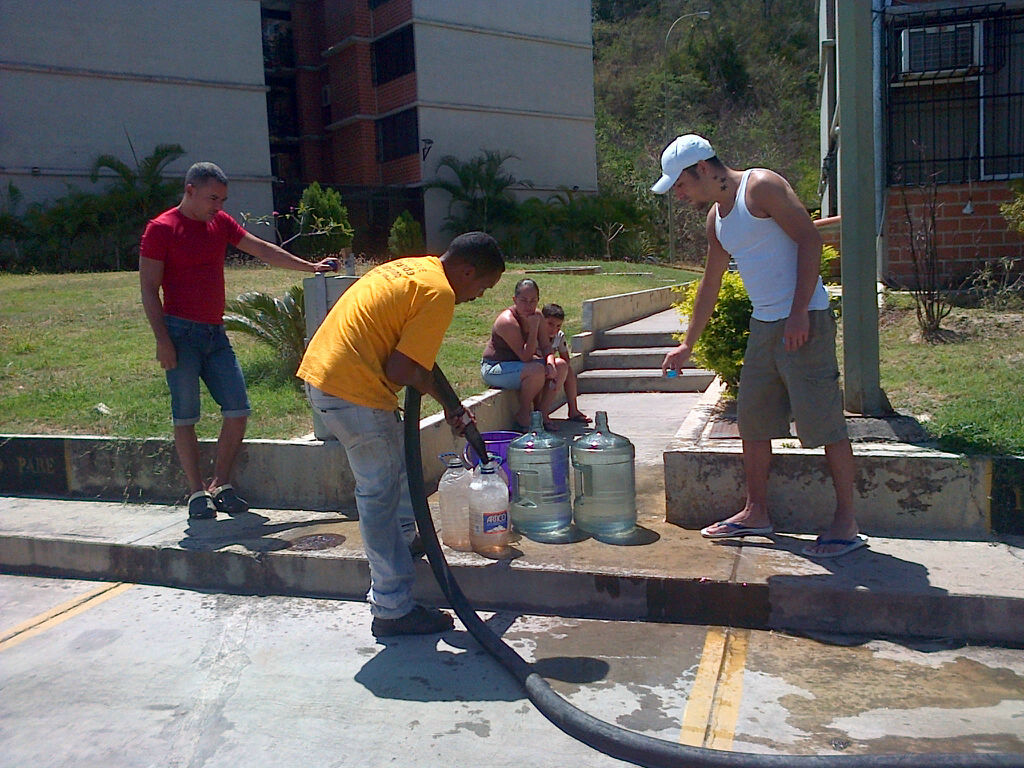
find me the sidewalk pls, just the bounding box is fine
[2,310,1023,645]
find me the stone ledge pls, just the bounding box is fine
[0,387,523,511]
[663,381,998,539]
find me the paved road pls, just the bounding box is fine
[3,574,1024,766]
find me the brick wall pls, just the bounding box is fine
[885,181,1023,286]
[380,154,421,186]
[324,0,370,41]
[292,3,324,68]
[330,44,375,120]
[332,122,378,185]
[371,0,412,36]
[376,72,416,115]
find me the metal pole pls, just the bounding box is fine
[663,10,709,263]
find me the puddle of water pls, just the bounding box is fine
[289,533,346,551]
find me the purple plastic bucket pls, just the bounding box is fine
[463,430,520,469]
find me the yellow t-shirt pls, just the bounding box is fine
[298,256,455,411]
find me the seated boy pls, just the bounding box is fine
[540,303,590,424]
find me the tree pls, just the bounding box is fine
[89,142,185,221]
[241,183,354,260]
[892,167,954,340]
[0,183,28,268]
[674,272,752,393]
[425,149,524,236]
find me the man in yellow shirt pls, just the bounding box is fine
[298,231,505,637]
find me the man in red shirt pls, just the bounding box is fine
[140,162,338,520]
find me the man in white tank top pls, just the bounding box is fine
[652,134,864,559]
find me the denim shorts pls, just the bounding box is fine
[164,315,250,426]
[481,358,529,390]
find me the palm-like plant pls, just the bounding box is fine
[224,284,307,379]
[425,149,524,235]
[89,142,185,220]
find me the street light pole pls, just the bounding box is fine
[663,10,710,263]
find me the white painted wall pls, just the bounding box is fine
[410,0,597,251]
[0,0,274,226]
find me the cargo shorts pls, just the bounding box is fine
[737,309,848,449]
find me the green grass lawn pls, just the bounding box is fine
[0,261,696,440]
[865,301,1024,456]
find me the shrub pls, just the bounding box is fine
[672,271,752,392]
[387,210,425,258]
[821,244,840,284]
[294,182,353,258]
[223,284,306,382]
[1001,179,1024,234]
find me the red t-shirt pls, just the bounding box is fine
[139,207,246,324]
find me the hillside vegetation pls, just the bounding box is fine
[592,0,820,261]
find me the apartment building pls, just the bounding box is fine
[262,0,598,251]
[1,0,597,253]
[0,0,275,224]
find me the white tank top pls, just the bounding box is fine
[714,169,829,322]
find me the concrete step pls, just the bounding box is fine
[586,346,688,369]
[2,496,1021,645]
[596,328,681,349]
[577,368,715,393]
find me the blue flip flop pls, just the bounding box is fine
[801,535,868,558]
[700,521,774,539]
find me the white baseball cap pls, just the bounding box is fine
[651,134,716,195]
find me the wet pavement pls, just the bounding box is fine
[2,573,1022,766]
[2,307,1024,763]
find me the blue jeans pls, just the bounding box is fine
[481,358,528,389]
[307,386,418,619]
[164,315,250,426]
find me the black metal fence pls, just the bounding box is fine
[886,3,1024,185]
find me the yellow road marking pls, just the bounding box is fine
[708,628,749,750]
[680,626,750,749]
[680,627,725,745]
[0,581,134,652]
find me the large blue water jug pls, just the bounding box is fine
[507,411,572,540]
[571,411,636,539]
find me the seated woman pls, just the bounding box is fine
[481,278,567,431]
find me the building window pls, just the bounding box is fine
[267,85,298,140]
[368,0,392,9]
[886,7,1024,185]
[262,11,294,71]
[377,108,418,163]
[372,25,415,86]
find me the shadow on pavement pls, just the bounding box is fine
[179,511,343,553]
[356,611,611,702]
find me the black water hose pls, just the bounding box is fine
[402,369,1024,768]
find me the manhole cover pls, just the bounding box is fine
[289,533,346,551]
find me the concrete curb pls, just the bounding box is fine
[0,387,522,509]
[2,509,1021,645]
[664,382,998,538]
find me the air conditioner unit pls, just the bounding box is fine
[900,22,982,78]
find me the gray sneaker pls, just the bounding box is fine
[371,605,454,638]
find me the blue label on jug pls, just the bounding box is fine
[483,510,508,533]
